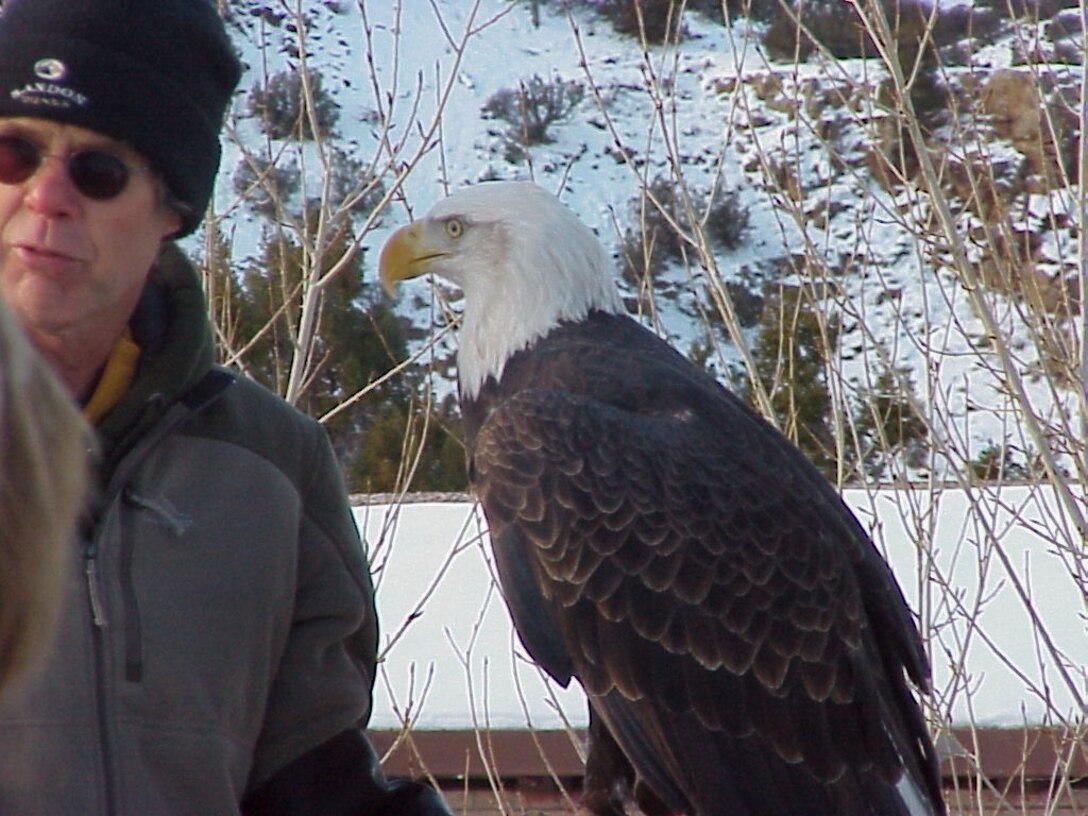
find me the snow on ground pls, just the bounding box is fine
[210,0,1082,479]
[361,491,1087,732]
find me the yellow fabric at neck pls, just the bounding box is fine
[83,330,141,424]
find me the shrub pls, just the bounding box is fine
[227,213,411,489]
[233,146,384,224]
[628,175,689,272]
[620,175,750,284]
[762,0,871,61]
[324,146,387,218]
[1004,0,1081,21]
[762,0,946,67]
[248,68,339,141]
[853,366,929,479]
[565,0,728,32]
[968,441,1038,482]
[233,155,301,219]
[704,184,751,251]
[618,223,669,288]
[723,279,765,328]
[1046,8,1084,40]
[719,0,780,22]
[481,74,584,146]
[593,0,688,43]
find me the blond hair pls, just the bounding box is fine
[0,299,89,691]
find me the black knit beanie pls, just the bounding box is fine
[0,0,241,236]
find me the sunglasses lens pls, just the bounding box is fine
[0,136,132,200]
[68,151,130,200]
[0,135,41,185]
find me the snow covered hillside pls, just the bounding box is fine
[210,0,1084,486]
[204,0,1084,751]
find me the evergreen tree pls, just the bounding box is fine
[351,396,467,494]
[235,211,410,470]
[853,366,929,479]
[225,47,465,493]
[747,284,841,477]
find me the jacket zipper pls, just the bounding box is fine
[83,532,117,815]
[82,390,208,814]
[85,541,108,628]
[82,372,234,812]
[83,412,175,816]
[119,489,144,684]
[119,488,193,683]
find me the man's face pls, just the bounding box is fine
[0,118,181,355]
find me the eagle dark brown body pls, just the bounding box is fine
[462,310,944,816]
[379,180,945,816]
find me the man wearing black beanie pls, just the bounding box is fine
[0,1,451,814]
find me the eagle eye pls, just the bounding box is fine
[444,218,465,240]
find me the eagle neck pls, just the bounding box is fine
[457,291,619,402]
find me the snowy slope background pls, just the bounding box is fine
[189,1,1084,741]
[209,0,1085,479]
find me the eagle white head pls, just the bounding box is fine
[379,181,625,399]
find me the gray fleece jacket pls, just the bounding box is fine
[0,245,378,815]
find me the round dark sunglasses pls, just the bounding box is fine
[0,134,148,201]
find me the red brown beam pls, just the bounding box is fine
[369,727,1088,784]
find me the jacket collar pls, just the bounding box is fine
[94,242,218,475]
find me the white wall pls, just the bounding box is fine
[360,486,1086,731]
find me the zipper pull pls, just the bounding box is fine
[85,556,108,628]
[123,488,192,538]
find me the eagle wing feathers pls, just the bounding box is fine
[379,182,942,815]
[463,313,941,814]
[472,384,893,774]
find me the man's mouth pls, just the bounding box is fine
[11,242,81,270]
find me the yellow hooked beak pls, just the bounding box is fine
[378,222,445,297]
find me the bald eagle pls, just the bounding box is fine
[380,181,945,816]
